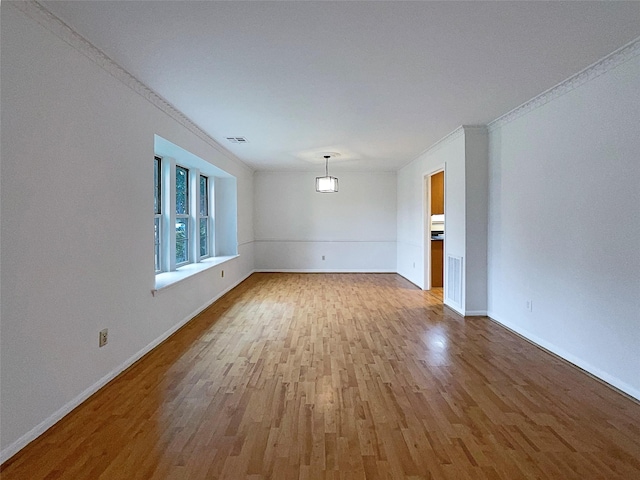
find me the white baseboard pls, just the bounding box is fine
[395,273,422,289]
[464,310,488,317]
[488,311,640,402]
[443,300,464,316]
[254,269,396,273]
[0,270,255,465]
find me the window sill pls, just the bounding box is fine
[152,255,239,296]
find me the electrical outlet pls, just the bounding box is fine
[221,270,224,278]
[526,300,533,312]
[99,329,108,347]
[413,262,416,268]
[322,255,325,261]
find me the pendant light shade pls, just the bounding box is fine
[316,155,338,193]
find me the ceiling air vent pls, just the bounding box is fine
[226,137,248,144]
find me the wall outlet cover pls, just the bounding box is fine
[99,329,108,347]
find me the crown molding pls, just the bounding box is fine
[423,126,465,155]
[489,36,640,130]
[398,126,464,170]
[399,124,490,170]
[8,1,254,173]
[461,125,488,134]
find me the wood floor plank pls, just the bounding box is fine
[2,273,639,479]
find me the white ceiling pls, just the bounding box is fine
[41,1,640,172]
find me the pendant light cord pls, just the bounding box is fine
[325,155,330,176]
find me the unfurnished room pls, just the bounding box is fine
[1,1,639,479]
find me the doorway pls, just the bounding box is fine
[425,169,445,294]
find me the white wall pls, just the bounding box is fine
[397,127,488,315]
[487,52,640,398]
[214,177,239,256]
[0,5,254,460]
[464,129,489,314]
[3,1,638,466]
[397,131,465,290]
[254,171,396,272]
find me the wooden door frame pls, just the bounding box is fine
[423,166,445,291]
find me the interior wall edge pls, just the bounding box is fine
[394,273,422,290]
[6,0,253,174]
[254,269,397,274]
[444,301,465,317]
[464,311,488,317]
[488,35,640,130]
[0,270,256,465]
[397,125,465,171]
[487,312,640,402]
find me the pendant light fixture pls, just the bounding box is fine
[316,155,338,193]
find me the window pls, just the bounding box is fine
[175,165,189,266]
[199,175,210,258]
[153,135,238,293]
[154,151,219,275]
[154,156,162,272]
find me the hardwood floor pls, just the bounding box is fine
[2,273,639,479]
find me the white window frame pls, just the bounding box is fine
[199,174,213,259]
[154,156,162,273]
[175,164,190,267]
[153,135,238,296]
[156,157,215,274]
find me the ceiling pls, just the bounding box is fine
[41,1,640,172]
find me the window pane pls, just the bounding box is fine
[176,218,188,264]
[154,217,160,271]
[200,218,208,256]
[176,166,189,215]
[154,157,161,214]
[199,175,208,216]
